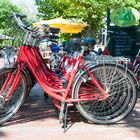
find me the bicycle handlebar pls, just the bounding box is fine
[12,13,60,42]
[14,13,27,19]
[12,13,33,32]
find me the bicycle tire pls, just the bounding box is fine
[135,64,140,88]
[73,63,137,124]
[0,67,28,125]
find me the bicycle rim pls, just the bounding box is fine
[74,64,137,124]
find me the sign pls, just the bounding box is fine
[40,51,52,59]
[108,27,137,60]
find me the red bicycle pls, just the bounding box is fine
[0,13,138,131]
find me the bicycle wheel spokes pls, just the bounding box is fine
[95,64,123,92]
[0,68,27,125]
[74,64,137,124]
[0,72,13,94]
[78,82,100,100]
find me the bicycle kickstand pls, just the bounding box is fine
[59,102,72,132]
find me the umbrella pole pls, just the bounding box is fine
[58,23,61,45]
[58,32,61,45]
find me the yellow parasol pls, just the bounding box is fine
[33,17,88,33]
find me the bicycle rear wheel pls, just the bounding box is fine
[73,64,137,124]
[0,68,28,125]
[135,64,140,88]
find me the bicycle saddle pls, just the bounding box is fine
[68,38,82,51]
[82,37,96,47]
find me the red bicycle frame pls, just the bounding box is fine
[4,45,108,104]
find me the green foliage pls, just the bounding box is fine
[108,0,140,9]
[36,0,140,35]
[0,0,21,29]
[0,0,28,48]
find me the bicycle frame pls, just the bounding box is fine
[4,45,108,103]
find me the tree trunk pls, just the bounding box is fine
[85,25,94,37]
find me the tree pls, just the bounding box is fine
[0,0,27,48]
[36,0,140,37]
[0,0,21,29]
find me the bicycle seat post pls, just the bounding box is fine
[80,46,85,56]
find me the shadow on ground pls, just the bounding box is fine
[3,84,86,127]
[2,84,140,133]
[0,131,7,137]
[123,91,140,137]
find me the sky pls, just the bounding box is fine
[11,0,38,20]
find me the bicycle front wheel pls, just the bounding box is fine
[0,68,28,125]
[73,64,137,124]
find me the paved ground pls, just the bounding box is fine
[0,84,140,140]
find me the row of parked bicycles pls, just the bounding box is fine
[0,13,139,132]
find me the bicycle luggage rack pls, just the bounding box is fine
[91,55,130,65]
